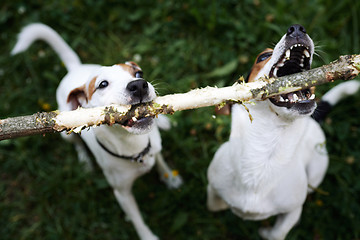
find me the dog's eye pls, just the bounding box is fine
[98,80,109,89]
[256,52,272,63]
[135,71,143,79]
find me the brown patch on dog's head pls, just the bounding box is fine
[245,48,273,82]
[67,84,88,110]
[87,76,98,101]
[117,61,142,78]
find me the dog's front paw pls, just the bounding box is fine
[161,170,183,189]
[143,234,159,240]
[259,227,285,240]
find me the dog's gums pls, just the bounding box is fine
[270,89,315,107]
[269,44,314,109]
[122,116,153,129]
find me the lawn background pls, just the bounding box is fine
[1,0,360,239]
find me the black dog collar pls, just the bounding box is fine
[96,137,151,163]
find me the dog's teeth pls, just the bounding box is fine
[309,94,315,100]
[279,96,285,102]
[304,50,310,58]
[132,117,138,122]
[273,67,278,76]
[293,93,299,102]
[285,49,291,59]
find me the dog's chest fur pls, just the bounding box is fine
[209,102,310,219]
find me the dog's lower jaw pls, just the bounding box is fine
[267,99,316,122]
[122,117,155,135]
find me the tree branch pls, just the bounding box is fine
[1,54,359,140]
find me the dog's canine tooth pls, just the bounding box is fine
[304,49,310,58]
[285,49,291,59]
[293,93,299,102]
[309,94,315,100]
[279,96,285,102]
[273,67,278,76]
[132,117,138,122]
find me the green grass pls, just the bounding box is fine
[1,0,360,239]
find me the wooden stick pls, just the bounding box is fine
[1,54,359,140]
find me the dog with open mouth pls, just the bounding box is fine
[12,23,182,240]
[207,24,360,239]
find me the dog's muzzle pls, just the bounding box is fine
[268,24,315,114]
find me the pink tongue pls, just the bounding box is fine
[126,119,135,127]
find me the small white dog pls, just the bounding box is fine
[12,23,182,240]
[207,24,360,240]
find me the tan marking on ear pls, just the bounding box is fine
[247,48,273,82]
[117,62,142,78]
[67,84,87,110]
[87,76,98,100]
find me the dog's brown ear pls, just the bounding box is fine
[125,61,142,70]
[247,48,273,82]
[67,85,88,110]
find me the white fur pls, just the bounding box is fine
[12,23,182,240]
[207,27,358,240]
[321,80,360,106]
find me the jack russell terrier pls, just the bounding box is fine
[12,23,182,240]
[207,24,360,240]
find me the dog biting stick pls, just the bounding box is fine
[1,54,360,141]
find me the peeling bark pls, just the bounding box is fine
[1,54,359,140]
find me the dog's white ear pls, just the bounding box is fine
[67,85,88,110]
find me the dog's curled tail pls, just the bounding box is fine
[312,80,360,122]
[11,23,81,72]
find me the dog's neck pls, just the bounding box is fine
[230,101,308,189]
[94,125,151,157]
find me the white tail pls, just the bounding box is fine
[321,80,360,106]
[155,115,171,131]
[11,23,81,71]
[312,80,360,122]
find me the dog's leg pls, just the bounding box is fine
[61,133,93,172]
[206,184,229,211]
[259,207,302,240]
[306,146,328,193]
[114,187,158,240]
[73,140,94,172]
[155,153,183,189]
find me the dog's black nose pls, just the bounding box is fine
[126,79,149,101]
[287,24,306,38]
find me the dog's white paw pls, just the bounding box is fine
[142,233,159,240]
[259,227,286,240]
[160,170,183,189]
[75,144,94,172]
